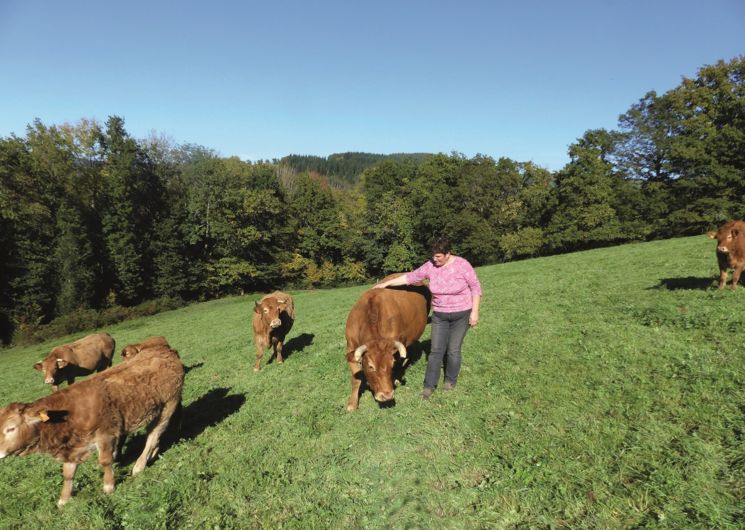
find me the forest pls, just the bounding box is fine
[1,56,743,345]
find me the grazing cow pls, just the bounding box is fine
[252,291,295,371]
[121,336,170,360]
[707,220,745,290]
[34,333,115,391]
[345,274,431,411]
[0,346,184,507]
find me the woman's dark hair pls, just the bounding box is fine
[431,238,451,255]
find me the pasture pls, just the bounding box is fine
[0,235,742,529]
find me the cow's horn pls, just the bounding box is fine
[353,345,367,362]
[393,341,407,358]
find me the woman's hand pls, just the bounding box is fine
[469,311,479,327]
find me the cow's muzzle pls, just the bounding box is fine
[269,319,281,328]
[45,377,55,384]
[374,390,395,402]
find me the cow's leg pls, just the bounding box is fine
[275,338,284,364]
[132,401,179,475]
[346,360,364,412]
[96,435,117,494]
[732,266,744,290]
[58,462,78,507]
[719,268,728,289]
[254,339,265,372]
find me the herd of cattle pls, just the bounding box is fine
[2,334,182,506]
[0,224,742,506]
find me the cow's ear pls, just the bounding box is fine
[33,361,43,371]
[706,231,717,239]
[55,358,69,368]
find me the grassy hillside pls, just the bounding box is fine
[0,235,742,529]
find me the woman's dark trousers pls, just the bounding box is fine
[424,309,471,389]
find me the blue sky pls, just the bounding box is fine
[0,1,742,171]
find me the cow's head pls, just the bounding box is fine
[353,339,407,403]
[0,403,48,459]
[33,347,73,386]
[255,298,283,329]
[121,344,140,360]
[708,223,740,254]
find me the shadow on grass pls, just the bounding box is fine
[120,387,246,466]
[266,333,314,365]
[184,361,204,374]
[651,277,717,290]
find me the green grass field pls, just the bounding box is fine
[0,235,742,529]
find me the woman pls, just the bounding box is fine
[374,238,482,399]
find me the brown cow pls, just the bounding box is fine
[707,220,745,290]
[252,291,295,371]
[34,332,115,391]
[121,336,170,360]
[0,346,184,507]
[345,274,431,411]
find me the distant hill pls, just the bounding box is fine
[279,152,432,187]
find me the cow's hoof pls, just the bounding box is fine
[253,367,260,372]
[103,484,115,494]
[57,498,69,508]
[132,461,146,475]
[346,404,358,412]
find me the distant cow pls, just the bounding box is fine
[34,333,115,391]
[345,274,431,411]
[121,336,170,360]
[707,220,745,289]
[252,291,295,371]
[0,346,184,507]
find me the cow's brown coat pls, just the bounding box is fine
[34,332,115,391]
[345,274,431,411]
[707,220,745,289]
[252,291,295,371]
[121,336,170,360]
[1,346,184,506]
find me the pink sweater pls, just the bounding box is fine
[405,256,482,313]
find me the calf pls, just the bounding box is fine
[707,220,745,289]
[121,336,170,360]
[34,332,115,391]
[345,274,431,411]
[0,346,184,507]
[252,291,295,371]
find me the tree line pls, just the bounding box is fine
[1,56,743,345]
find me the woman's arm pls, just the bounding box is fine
[373,275,409,289]
[469,294,481,327]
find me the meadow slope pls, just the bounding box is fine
[0,235,742,529]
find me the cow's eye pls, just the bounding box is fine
[367,363,376,372]
[4,426,15,434]
[263,308,269,313]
